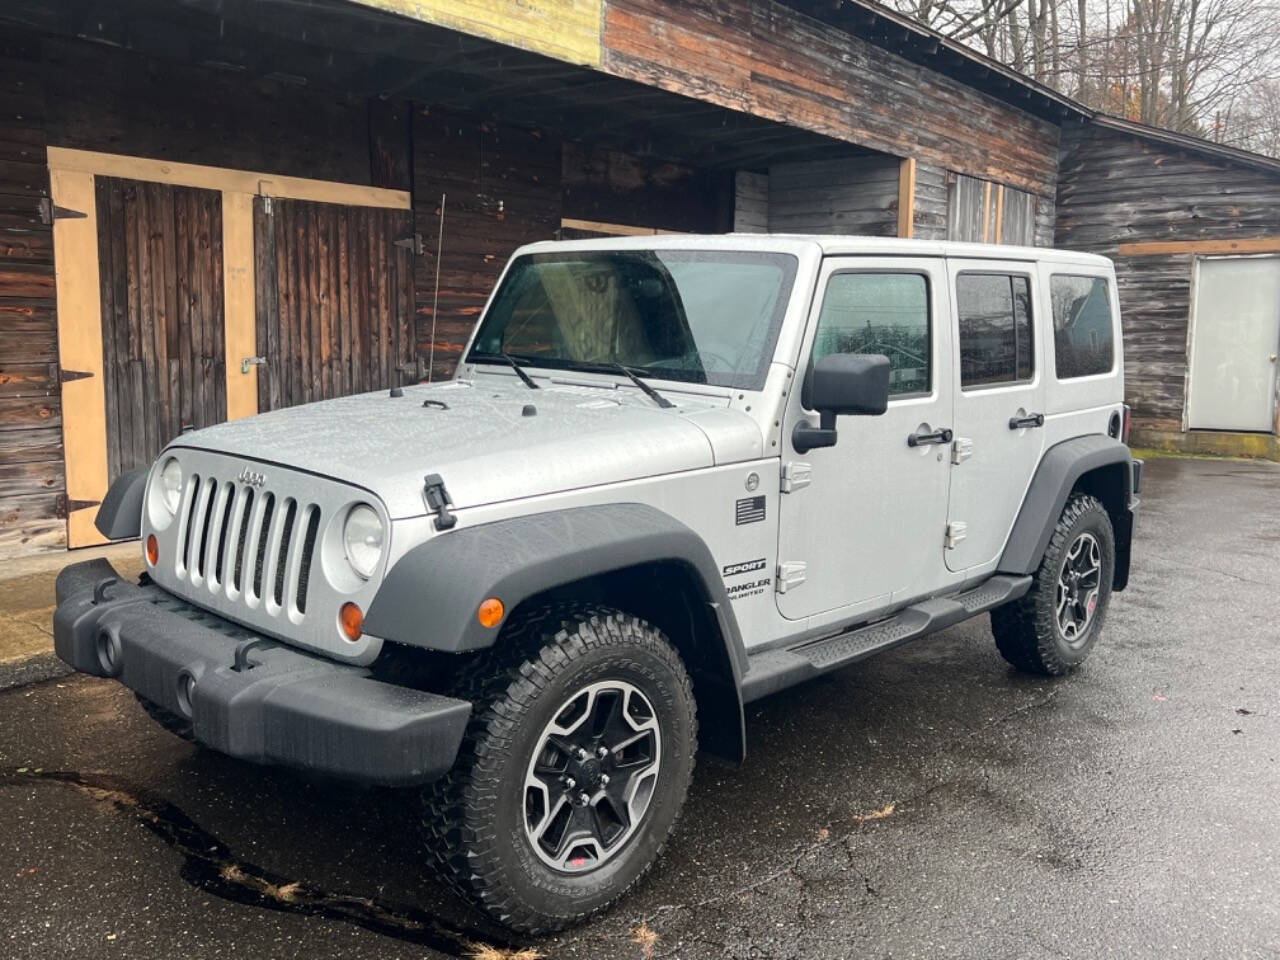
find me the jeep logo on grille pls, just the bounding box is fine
[237,467,267,488]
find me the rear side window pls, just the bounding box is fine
[813,272,930,397]
[1051,275,1114,379]
[956,273,1034,388]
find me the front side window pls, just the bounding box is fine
[1051,275,1114,379]
[467,250,798,390]
[956,273,1034,388]
[812,272,930,397]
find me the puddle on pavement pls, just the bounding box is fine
[0,766,529,959]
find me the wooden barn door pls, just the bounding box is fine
[253,197,416,411]
[94,178,226,485]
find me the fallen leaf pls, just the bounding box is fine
[1236,708,1253,716]
[632,921,660,960]
[817,827,830,841]
[853,802,896,824]
[465,945,544,960]
[1152,694,1167,702]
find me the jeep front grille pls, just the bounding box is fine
[174,472,321,620]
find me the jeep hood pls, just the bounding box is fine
[179,378,763,518]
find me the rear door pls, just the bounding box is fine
[776,255,953,623]
[945,259,1046,573]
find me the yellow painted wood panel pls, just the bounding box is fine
[49,169,109,548]
[46,148,410,210]
[1118,237,1280,256]
[897,158,916,239]
[352,0,603,67]
[222,192,258,421]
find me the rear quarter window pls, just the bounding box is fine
[1051,275,1115,379]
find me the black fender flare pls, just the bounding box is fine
[999,435,1136,584]
[364,502,748,761]
[94,467,148,540]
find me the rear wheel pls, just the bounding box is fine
[991,493,1115,675]
[421,603,696,933]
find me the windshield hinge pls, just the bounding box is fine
[423,474,457,531]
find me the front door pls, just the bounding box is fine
[1187,256,1280,432]
[945,259,1046,573]
[776,256,953,623]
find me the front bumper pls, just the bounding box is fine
[53,559,471,786]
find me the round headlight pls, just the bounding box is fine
[343,504,384,579]
[159,458,183,515]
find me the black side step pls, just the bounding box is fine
[741,574,1032,703]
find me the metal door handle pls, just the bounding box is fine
[241,356,266,374]
[1008,413,1045,430]
[908,427,953,447]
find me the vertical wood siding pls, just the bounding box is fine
[733,171,769,233]
[253,197,415,411]
[0,35,64,554]
[95,178,225,481]
[768,156,901,235]
[602,0,1060,197]
[1056,125,1280,426]
[413,109,563,382]
[912,163,948,241]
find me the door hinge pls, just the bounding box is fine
[951,437,973,465]
[780,461,812,493]
[394,233,425,255]
[56,495,101,518]
[945,521,968,550]
[39,198,87,224]
[776,560,807,594]
[59,368,94,383]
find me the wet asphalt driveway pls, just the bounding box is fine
[2,456,1278,959]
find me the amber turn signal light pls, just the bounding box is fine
[477,597,504,628]
[145,534,159,566]
[339,602,364,641]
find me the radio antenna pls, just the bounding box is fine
[428,192,446,382]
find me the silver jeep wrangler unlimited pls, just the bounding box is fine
[55,235,1140,932]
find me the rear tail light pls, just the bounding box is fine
[1122,404,1132,444]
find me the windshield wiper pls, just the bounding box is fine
[498,352,539,390]
[611,363,675,409]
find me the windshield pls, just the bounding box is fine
[466,250,799,390]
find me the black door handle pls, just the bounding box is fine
[1008,413,1045,430]
[907,427,953,447]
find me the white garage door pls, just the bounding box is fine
[1187,256,1280,432]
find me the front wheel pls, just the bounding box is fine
[991,493,1115,675]
[421,604,697,933]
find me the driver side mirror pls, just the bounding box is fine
[792,353,890,453]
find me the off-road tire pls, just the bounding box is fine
[421,603,697,934]
[133,693,196,742]
[991,493,1115,676]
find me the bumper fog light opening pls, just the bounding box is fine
[175,670,197,719]
[96,628,122,677]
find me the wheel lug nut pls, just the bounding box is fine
[578,791,591,805]
[574,747,589,762]
[596,746,609,759]
[599,774,610,786]
[564,777,576,790]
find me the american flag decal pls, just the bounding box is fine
[735,495,766,525]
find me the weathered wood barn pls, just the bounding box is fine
[0,0,1276,558]
[1057,117,1280,456]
